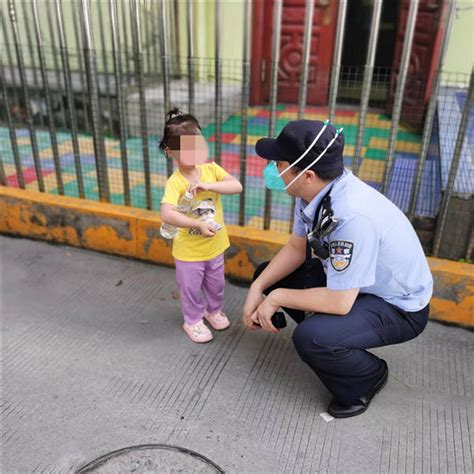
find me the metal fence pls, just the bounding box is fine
[0,0,473,259]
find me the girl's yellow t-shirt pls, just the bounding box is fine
[160,162,231,262]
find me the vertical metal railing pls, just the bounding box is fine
[214,0,223,165]
[292,0,316,230]
[0,0,470,257]
[381,0,419,195]
[328,0,347,122]
[407,0,457,221]
[32,0,64,195]
[144,3,152,77]
[20,0,43,127]
[353,0,383,176]
[159,0,172,177]
[98,0,114,134]
[151,2,159,77]
[186,0,195,116]
[1,60,25,189]
[80,0,110,202]
[71,1,90,132]
[0,148,6,186]
[1,10,20,117]
[121,0,131,84]
[8,0,44,192]
[238,0,252,226]
[298,0,315,120]
[432,69,474,257]
[131,0,151,209]
[110,0,131,206]
[263,0,283,231]
[45,1,67,129]
[55,0,85,199]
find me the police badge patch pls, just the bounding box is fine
[329,240,354,272]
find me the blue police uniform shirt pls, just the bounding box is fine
[293,169,433,311]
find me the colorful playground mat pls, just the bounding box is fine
[1,105,441,233]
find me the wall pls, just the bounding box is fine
[443,2,474,76]
[176,0,245,81]
[1,186,473,329]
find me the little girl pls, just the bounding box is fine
[159,109,243,343]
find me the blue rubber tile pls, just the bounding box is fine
[255,203,293,219]
[244,176,265,188]
[342,156,353,167]
[386,157,439,217]
[366,181,382,192]
[222,143,256,155]
[248,117,270,127]
[223,212,240,225]
[437,87,474,194]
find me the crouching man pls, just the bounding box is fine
[243,120,433,418]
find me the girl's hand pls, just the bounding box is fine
[189,182,212,196]
[199,221,217,237]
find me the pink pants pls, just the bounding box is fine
[174,254,225,325]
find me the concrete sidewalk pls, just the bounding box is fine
[1,236,473,473]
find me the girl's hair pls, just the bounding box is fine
[159,108,202,152]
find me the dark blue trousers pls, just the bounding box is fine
[254,260,429,405]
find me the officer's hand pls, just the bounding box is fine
[253,294,279,334]
[243,285,264,331]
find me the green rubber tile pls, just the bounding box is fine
[149,147,165,159]
[208,142,216,155]
[244,189,266,205]
[362,128,389,146]
[61,181,81,198]
[362,129,421,148]
[272,191,293,206]
[18,146,36,158]
[222,116,243,134]
[110,194,125,206]
[397,130,422,142]
[202,124,216,138]
[276,118,292,129]
[126,160,146,173]
[365,148,387,160]
[247,124,272,136]
[62,164,96,175]
[130,184,148,209]
[106,159,123,169]
[152,188,165,209]
[1,150,15,163]
[82,177,98,188]
[56,132,74,142]
[84,191,100,202]
[222,194,263,215]
[339,125,358,145]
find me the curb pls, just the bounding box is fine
[1,187,472,328]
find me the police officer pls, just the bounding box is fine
[243,119,433,418]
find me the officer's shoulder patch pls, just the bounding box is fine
[329,240,354,272]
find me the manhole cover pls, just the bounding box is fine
[77,444,224,473]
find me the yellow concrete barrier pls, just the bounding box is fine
[1,187,472,328]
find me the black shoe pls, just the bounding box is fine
[327,362,389,419]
